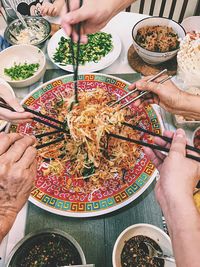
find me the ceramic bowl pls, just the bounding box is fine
[0,79,15,130]
[113,223,174,267]
[0,44,46,88]
[132,17,186,65]
[4,16,51,47]
[6,229,86,267]
[192,126,200,150]
[181,16,200,32]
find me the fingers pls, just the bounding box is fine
[0,107,33,121]
[169,128,187,157]
[3,97,24,112]
[143,147,164,168]
[15,146,37,169]
[0,133,23,155]
[3,135,36,163]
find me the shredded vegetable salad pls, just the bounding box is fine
[35,88,142,193]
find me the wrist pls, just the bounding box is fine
[175,91,200,120]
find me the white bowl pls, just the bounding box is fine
[113,223,174,267]
[0,79,15,130]
[181,16,200,32]
[192,126,200,150]
[0,45,46,88]
[132,17,186,65]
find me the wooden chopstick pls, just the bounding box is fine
[120,75,172,110]
[24,106,63,125]
[0,102,68,133]
[36,135,65,149]
[0,102,64,125]
[123,122,200,154]
[66,0,83,106]
[109,69,167,107]
[35,130,61,139]
[109,133,200,163]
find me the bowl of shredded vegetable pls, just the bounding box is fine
[0,44,46,88]
[132,17,186,65]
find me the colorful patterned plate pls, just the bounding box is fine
[9,74,162,217]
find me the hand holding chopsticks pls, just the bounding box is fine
[109,125,200,163]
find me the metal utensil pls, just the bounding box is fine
[142,241,175,263]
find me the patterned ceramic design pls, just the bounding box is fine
[9,74,162,217]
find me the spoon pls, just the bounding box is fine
[142,241,175,263]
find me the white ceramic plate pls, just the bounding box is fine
[47,29,122,73]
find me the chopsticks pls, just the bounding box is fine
[123,122,200,154]
[109,133,200,163]
[66,0,83,106]
[109,69,168,107]
[0,102,69,134]
[120,75,172,110]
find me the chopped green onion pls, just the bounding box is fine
[4,62,40,80]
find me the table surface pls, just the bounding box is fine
[0,11,188,267]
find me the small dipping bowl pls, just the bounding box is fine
[6,229,86,267]
[4,16,51,47]
[113,223,173,267]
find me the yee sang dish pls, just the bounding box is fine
[29,88,143,195]
[16,88,146,197]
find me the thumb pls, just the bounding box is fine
[169,128,187,157]
[135,81,161,94]
[4,97,24,112]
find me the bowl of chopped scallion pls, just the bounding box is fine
[0,44,46,88]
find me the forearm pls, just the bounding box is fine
[109,0,136,16]
[162,197,200,267]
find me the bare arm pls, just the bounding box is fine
[130,77,200,120]
[144,129,200,267]
[61,0,136,42]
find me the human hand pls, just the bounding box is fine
[0,133,37,240]
[61,0,114,43]
[144,128,200,208]
[129,76,185,114]
[0,80,33,123]
[40,2,59,17]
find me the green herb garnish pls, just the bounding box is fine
[4,62,40,80]
[53,32,113,65]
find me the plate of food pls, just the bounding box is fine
[47,29,122,73]
[8,73,162,217]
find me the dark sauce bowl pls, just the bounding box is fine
[6,229,86,267]
[113,223,173,267]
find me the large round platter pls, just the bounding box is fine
[9,74,162,217]
[47,29,122,73]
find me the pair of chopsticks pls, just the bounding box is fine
[110,69,171,109]
[109,123,200,162]
[0,101,69,149]
[66,0,83,106]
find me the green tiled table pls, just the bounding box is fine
[25,71,163,267]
